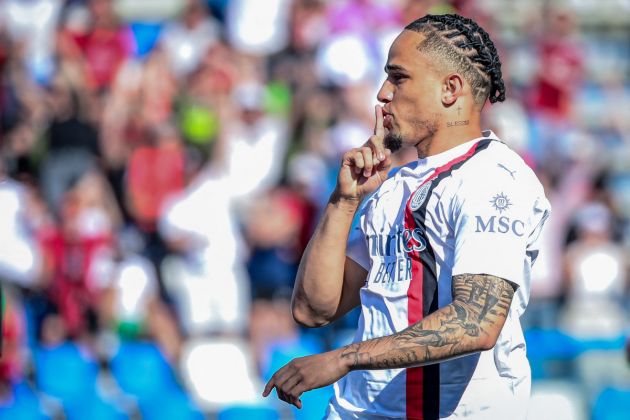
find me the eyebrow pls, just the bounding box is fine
[384,64,408,74]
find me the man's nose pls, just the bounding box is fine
[377,81,393,104]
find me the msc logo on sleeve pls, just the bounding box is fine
[475,216,524,236]
[475,192,524,236]
[490,192,512,213]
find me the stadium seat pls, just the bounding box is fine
[139,391,204,420]
[0,381,49,420]
[129,22,163,58]
[292,386,334,420]
[34,342,100,405]
[262,334,325,382]
[110,340,202,418]
[525,328,578,380]
[110,340,179,401]
[218,404,280,420]
[64,394,128,420]
[592,387,630,420]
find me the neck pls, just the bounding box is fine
[416,112,483,158]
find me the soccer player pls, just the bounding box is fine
[263,14,551,419]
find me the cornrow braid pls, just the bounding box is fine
[405,14,506,104]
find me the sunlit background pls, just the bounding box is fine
[0,0,629,419]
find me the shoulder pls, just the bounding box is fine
[452,140,543,196]
[446,141,549,220]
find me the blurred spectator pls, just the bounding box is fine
[63,0,135,92]
[0,0,61,84]
[39,171,119,339]
[244,188,305,299]
[160,0,221,79]
[226,0,292,55]
[159,163,250,336]
[530,7,584,122]
[560,202,629,340]
[95,232,183,360]
[40,74,100,214]
[0,169,43,288]
[221,82,289,209]
[125,122,185,232]
[0,290,28,395]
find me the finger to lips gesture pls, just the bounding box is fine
[338,105,392,200]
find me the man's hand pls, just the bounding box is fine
[335,105,392,202]
[262,349,350,409]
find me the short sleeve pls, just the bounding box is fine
[450,169,550,289]
[346,208,370,270]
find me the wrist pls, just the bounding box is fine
[335,347,354,374]
[329,190,361,212]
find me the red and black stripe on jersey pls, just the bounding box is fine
[403,138,494,420]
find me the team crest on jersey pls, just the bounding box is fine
[410,181,432,211]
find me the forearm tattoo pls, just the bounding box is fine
[340,273,517,370]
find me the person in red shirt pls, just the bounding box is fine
[66,0,135,91]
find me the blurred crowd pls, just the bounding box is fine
[0,0,629,418]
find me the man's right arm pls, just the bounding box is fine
[291,105,391,327]
[291,194,367,327]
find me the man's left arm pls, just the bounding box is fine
[263,272,516,408]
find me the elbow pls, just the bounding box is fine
[476,328,503,351]
[477,337,497,352]
[291,304,332,328]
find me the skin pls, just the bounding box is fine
[263,30,516,409]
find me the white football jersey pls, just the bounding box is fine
[326,131,551,420]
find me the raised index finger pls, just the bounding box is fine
[374,104,385,138]
[262,378,275,397]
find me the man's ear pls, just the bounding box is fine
[442,73,464,107]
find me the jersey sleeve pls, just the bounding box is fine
[346,204,370,270]
[450,166,550,290]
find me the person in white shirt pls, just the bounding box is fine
[263,14,550,420]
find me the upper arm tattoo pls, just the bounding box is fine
[451,273,517,324]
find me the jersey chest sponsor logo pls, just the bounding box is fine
[367,228,426,257]
[410,181,432,211]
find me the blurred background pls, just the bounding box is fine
[0,0,629,418]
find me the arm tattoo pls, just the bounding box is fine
[340,274,517,371]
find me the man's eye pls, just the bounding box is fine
[389,74,406,84]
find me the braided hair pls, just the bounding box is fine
[404,14,506,105]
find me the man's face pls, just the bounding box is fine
[377,31,443,152]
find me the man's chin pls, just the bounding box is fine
[384,133,403,152]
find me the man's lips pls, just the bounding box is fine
[383,114,393,130]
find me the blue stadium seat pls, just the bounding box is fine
[65,394,128,420]
[130,22,163,58]
[525,328,578,380]
[592,387,630,420]
[262,335,325,382]
[0,381,49,420]
[110,341,178,401]
[110,340,201,418]
[140,391,204,420]
[218,404,280,420]
[293,386,334,420]
[34,342,100,405]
